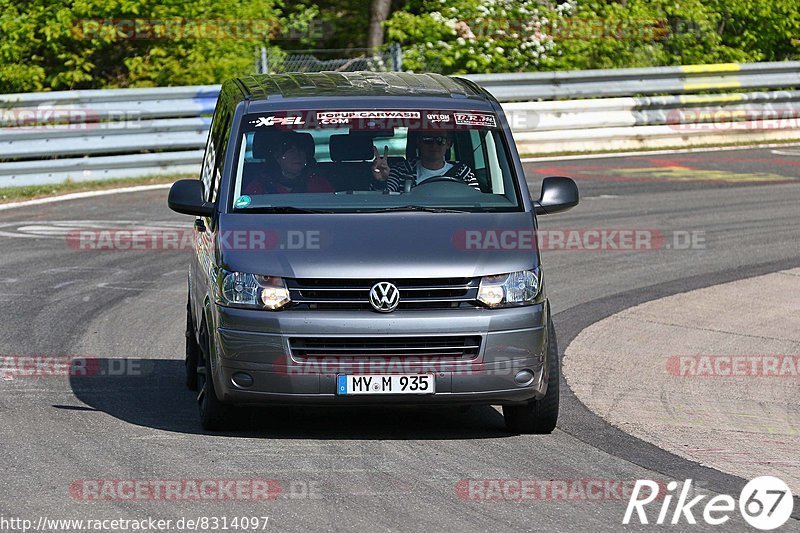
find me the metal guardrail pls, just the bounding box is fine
[469,61,800,101]
[0,86,217,185]
[1,62,800,186]
[505,89,800,154]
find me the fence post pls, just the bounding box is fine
[260,46,269,74]
[390,43,403,72]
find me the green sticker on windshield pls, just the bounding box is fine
[234,195,251,208]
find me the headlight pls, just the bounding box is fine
[217,270,291,310]
[477,269,541,308]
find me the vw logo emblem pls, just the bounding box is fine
[369,282,400,312]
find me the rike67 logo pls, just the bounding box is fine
[624,476,794,530]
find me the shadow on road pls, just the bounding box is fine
[69,358,512,440]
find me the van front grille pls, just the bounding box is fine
[289,335,482,359]
[285,277,480,310]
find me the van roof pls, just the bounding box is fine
[230,71,487,101]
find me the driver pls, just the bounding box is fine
[243,132,334,195]
[370,130,478,192]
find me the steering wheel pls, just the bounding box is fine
[414,176,470,186]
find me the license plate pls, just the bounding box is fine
[337,374,435,395]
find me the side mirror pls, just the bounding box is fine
[534,176,579,215]
[168,179,214,217]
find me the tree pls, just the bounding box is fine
[385,0,577,73]
[367,0,392,49]
[383,0,800,74]
[0,0,285,92]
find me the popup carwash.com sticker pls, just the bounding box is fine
[234,195,251,209]
[316,111,421,120]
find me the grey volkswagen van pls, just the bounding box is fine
[168,72,579,432]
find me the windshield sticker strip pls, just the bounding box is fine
[242,111,499,132]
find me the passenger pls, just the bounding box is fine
[370,130,478,192]
[243,132,334,195]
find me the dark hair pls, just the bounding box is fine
[269,132,315,160]
[417,130,453,140]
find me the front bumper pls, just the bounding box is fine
[209,303,549,406]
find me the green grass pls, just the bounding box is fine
[0,175,192,204]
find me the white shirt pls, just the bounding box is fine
[416,161,453,183]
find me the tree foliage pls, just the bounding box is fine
[1,0,799,91]
[385,0,577,73]
[0,0,291,92]
[384,0,800,74]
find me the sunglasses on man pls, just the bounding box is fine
[420,135,450,145]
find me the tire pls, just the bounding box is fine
[197,320,236,431]
[503,317,560,434]
[185,298,199,391]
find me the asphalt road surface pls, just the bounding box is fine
[0,146,798,532]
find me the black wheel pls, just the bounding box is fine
[197,321,236,431]
[185,299,199,391]
[503,317,560,434]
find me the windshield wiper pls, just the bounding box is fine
[367,205,470,213]
[241,206,334,214]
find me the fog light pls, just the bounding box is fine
[231,372,254,388]
[477,283,505,307]
[260,285,290,310]
[514,369,535,385]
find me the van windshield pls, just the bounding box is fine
[229,110,522,212]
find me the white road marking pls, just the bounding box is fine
[43,267,125,274]
[0,184,172,212]
[52,281,80,289]
[96,282,183,293]
[0,230,44,239]
[0,220,189,240]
